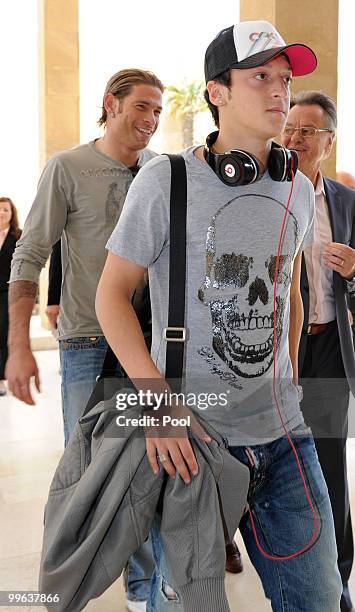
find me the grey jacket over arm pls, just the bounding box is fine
[39,396,250,612]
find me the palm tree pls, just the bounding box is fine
[166,81,207,148]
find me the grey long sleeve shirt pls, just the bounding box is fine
[10,142,155,339]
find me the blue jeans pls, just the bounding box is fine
[59,335,154,602]
[59,336,113,445]
[147,427,342,611]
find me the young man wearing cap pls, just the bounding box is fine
[96,22,342,610]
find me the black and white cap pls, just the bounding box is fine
[204,21,317,82]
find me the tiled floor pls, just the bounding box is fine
[1,348,355,611]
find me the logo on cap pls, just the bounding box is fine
[247,31,283,56]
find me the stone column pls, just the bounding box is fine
[239,0,338,178]
[38,0,79,331]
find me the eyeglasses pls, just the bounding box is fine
[283,126,333,137]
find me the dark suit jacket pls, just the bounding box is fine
[0,232,17,292]
[299,178,355,396]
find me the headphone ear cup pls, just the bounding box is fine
[204,131,261,186]
[268,147,298,182]
[268,147,287,181]
[289,149,298,178]
[218,152,260,186]
[219,155,243,185]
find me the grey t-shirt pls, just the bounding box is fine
[107,147,315,445]
[10,141,155,339]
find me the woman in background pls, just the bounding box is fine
[0,197,21,396]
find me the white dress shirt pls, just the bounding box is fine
[303,172,335,324]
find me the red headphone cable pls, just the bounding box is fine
[246,166,319,560]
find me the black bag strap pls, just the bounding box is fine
[99,344,119,379]
[91,153,187,401]
[163,154,187,390]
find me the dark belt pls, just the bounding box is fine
[307,322,331,335]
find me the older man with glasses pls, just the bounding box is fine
[282,90,355,612]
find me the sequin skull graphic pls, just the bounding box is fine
[198,194,299,379]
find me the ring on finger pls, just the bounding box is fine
[341,259,345,267]
[158,453,169,463]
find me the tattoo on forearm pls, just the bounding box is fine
[8,281,38,307]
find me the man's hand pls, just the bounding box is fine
[6,348,41,405]
[145,403,211,484]
[323,242,355,279]
[45,304,60,328]
[7,280,40,404]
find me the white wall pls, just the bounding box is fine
[0,0,39,223]
[337,0,355,175]
[79,0,239,151]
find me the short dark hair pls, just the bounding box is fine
[98,68,164,127]
[204,69,232,128]
[290,90,337,130]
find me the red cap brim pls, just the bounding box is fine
[276,44,317,76]
[232,44,317,77]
